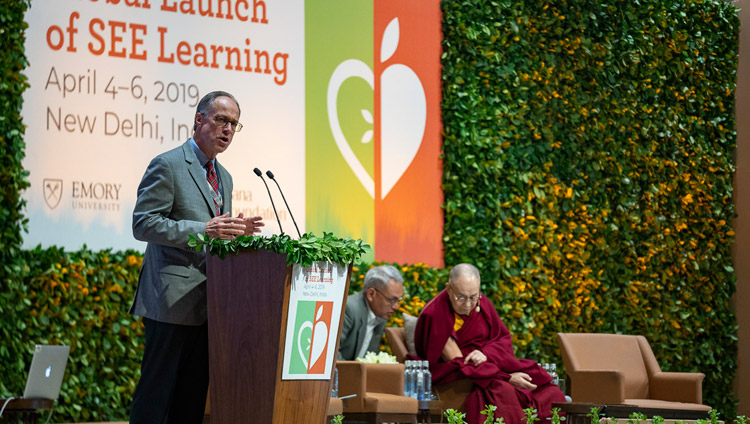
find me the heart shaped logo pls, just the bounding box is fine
[327,17,426,199]
[309,305,329,368]
[296,321,313,369]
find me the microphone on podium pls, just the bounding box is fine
[253,167,284,234]
[266,170,302,238]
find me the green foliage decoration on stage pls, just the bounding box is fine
[1,248,144,422]
[0,0,31,259]
[440,0,738,418]
[0,0,33,415]
[189,232,370,265]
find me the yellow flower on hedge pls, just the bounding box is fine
[126,255,138,266]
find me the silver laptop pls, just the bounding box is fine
[22,345,70,399]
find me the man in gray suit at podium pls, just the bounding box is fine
[129,91,264,424]
[338,265,405,360]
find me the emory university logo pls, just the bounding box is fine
[43,178,63,209]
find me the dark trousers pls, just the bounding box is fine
[129,318,209,424]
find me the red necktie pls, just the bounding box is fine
[205,162,220,214]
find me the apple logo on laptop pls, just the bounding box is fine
[45,366,51,378]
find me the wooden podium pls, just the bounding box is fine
[206,249,351,424]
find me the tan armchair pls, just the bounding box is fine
[557,333,711,411]
[385,327,410,363]
[337,361,418,424]
[384,326,472,413]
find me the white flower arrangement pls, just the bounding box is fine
[356,351,398,364]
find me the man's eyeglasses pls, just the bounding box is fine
[450,293,481,304]
[211,115,243,132]
[373,288,403,305]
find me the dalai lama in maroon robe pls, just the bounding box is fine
[414,263,565,424]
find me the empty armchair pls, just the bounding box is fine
[557,333,711,411]
[337,361,418,424]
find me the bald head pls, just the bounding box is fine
[449,263,480,290]
[447,263,481,315]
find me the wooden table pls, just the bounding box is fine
[0,398,54,424]
[552,402,711,424]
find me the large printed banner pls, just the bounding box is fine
[22,0,443,267]
[305,1,444,266]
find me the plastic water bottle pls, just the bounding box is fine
[422,360,432,400]
[331,367,338,397]
[549,363,559,385]
[415,361,425,400]
[403,361,413,397]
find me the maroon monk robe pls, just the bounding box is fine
[414,290,565,424]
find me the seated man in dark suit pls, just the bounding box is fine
[338,265,404,360]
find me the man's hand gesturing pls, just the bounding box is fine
[237,213,264,235]
[206,213,247,239]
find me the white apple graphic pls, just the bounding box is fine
[297,321,313,370]
[309,305,329,368]
[327,17,427,199]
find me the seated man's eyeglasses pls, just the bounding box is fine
[374,289,403,305]
[211,115,243,132]
[451,293,481,304]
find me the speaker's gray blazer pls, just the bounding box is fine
[337,291,386,360]
[129,141,232,326]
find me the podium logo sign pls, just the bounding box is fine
[305,0,444,267]
[289,301,333,375]
[282,262,348,380]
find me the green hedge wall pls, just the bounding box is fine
[0,0,34,414]
[441,0,738,418]
[0,0,32,317]
[0,1,30,257]
[1,248,144,422]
